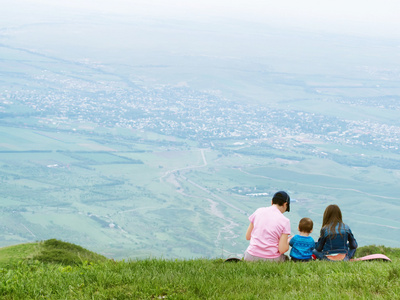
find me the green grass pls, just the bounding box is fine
[0,240,399,299]
[0,242,39,266]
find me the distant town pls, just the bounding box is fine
[2,80,400,156]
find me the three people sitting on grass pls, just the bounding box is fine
[244,191,357,262]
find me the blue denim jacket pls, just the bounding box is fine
[315,223,358,253]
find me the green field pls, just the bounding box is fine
[1,123,400,260]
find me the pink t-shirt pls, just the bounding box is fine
[246,206,291,258]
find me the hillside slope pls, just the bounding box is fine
[0,239,107,267]
[0,240,399,299]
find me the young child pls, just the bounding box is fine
[289,217,315,262]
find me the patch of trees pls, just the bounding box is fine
[330,154,400,169]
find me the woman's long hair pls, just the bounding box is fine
[321,204,343,237]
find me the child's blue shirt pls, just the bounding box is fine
[289,234,315,260]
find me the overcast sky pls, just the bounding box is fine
[11,0,398,38]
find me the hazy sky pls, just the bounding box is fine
[13,0,400,38]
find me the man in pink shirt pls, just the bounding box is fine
[244,191,291,262]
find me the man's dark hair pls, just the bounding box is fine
[299,217,313,233]
[272,191,290,212]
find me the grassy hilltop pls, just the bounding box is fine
[0,240,399,299]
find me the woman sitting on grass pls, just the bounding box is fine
[313,204,358,260]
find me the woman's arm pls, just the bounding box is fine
[245,222,254,240]
[315,229,326,252]
[279,234,290,254]
[347,228,358,249]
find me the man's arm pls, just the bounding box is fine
[278,234,290,254]
[246,222,254,240]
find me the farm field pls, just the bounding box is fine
[1,124,400,259]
